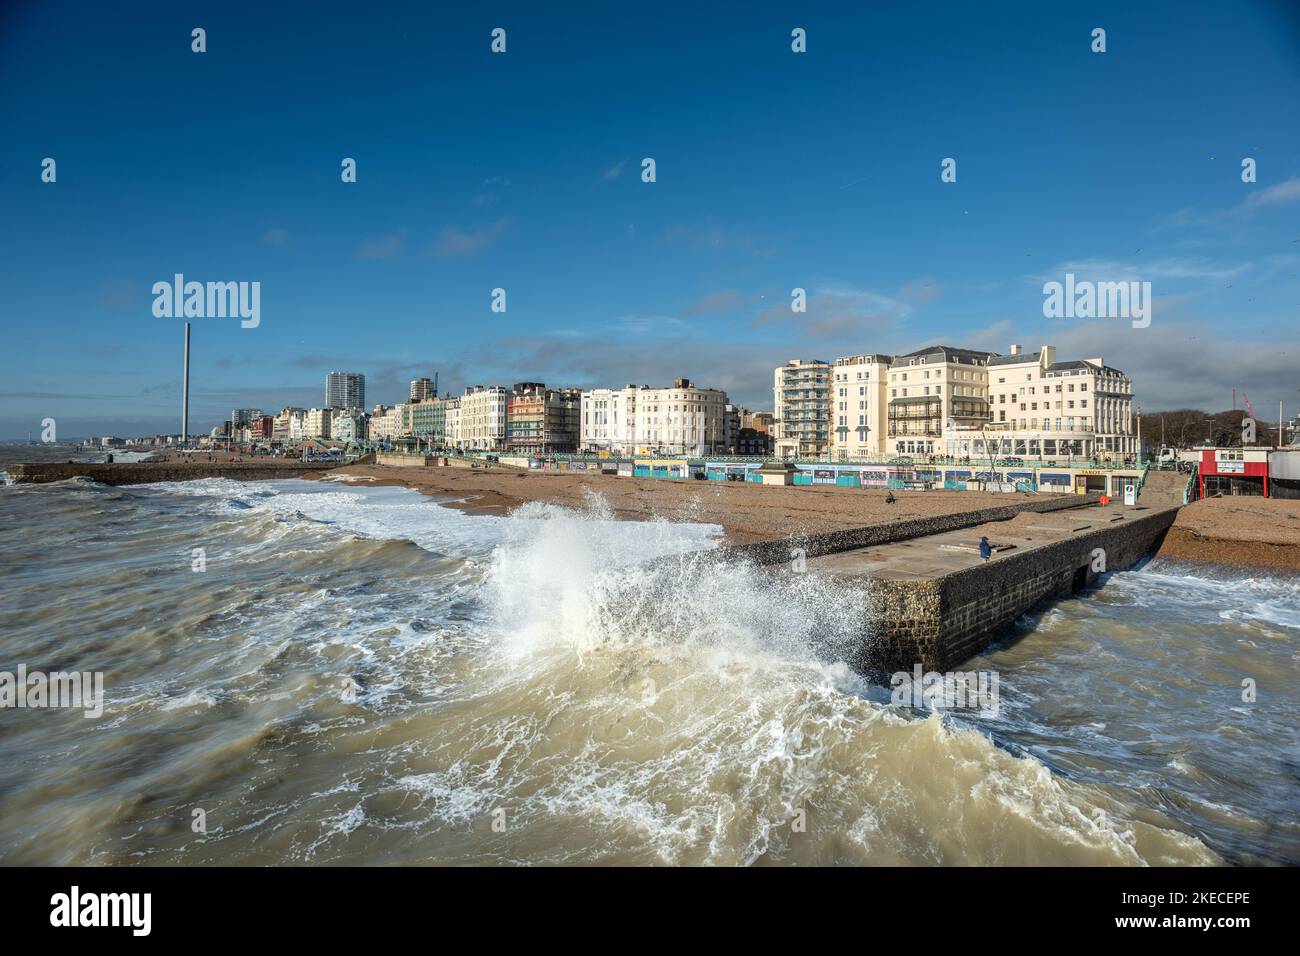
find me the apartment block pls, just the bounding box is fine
[886,345,992,457]
[407,397,449,445]
[773,359,831,457]
[829,354,892,460]
[409,376,437,402]
[273,407,305,441]
[457,386,508,451]
[326,371,366,410]
[303,407,332,439]
[329,407,367,443]
[507,383,580,454]
[368,404,404,441]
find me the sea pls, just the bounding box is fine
[1,462,1296,865]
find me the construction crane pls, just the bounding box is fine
[1242,392,1258,420]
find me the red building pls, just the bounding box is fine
[1196,448,1270,498]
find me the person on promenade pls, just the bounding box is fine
[979,536,992,561]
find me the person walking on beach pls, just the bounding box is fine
[979,536,992,561]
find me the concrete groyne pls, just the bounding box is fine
[806,504,1180,671]
[6,461,337,485]
[691,492,1179,672]
[722,492,1101,566]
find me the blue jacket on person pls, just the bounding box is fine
[979,536,992,560]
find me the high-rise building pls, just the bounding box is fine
[231,408,263,427]
[410,376,437,401]
[773,359,831,458]
[326,371,365,410]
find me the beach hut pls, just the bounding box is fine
[755,461,799,486]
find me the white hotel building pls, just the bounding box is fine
[580,386,641,454]
[580,379,729,456]
[784,342,1137,462]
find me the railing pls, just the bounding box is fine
[1183,464,1199,504]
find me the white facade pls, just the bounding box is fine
[445,398,462,449]
[580,386,641,453]
[303,407,331,439]
[368,404,404,441]
[980,345,1136,461]
[631,379,728,456]
[829,354,891,460]
[458,386,507,450]
[329,407,367,443]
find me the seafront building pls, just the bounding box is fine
[828,354,892,459]
[773,359,832,458]
[272,408,305,441]
[780,343,1138,462]
[445,397,462,448]
[326,371,366,410]
[506,383,581,454]
[368,404,403,441]
[579,379,728,456]
[457,386,508,451]
[980,346,1136,460]
[329,407,367,443]
[580,386,642,454]
[632,378,729,456]
[407,396,449,445]
[303,407,331,439]
[886,345,993,458]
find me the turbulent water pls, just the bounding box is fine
[1,475,1296,865]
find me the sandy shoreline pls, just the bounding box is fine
[1155,497,1300,573]
[308,463,1054,545]
[306,463,1300,572]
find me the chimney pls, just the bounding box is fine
[1041,345,1056,368]
[1009,344,1021,356]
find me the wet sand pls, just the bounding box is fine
[1157,497,1300,573]
[309,463,1054,545]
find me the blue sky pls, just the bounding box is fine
[2,0,1298,439]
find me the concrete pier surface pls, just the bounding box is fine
[5,461,337,485]
[800,502,1180,672]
